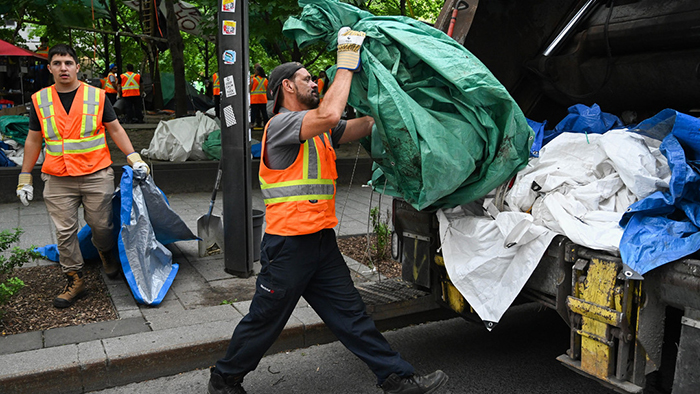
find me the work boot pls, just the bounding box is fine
[98,249,121,279]
[53,271,86,308]
[380,371,448,394]
[208,367,247,394]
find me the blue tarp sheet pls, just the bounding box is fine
[36,167,197,305]
[619,109,700,274]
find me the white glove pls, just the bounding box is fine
[17,173,34,206]
[127,152,150,176]
[337,27,366,71]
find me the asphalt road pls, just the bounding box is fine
[90,303,618,393]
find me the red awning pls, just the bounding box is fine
[0,39,47,60]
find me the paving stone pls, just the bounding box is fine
[139,299,185,320]
[0,331,43,355]
[145,304,243,331]
[44,317,151,348]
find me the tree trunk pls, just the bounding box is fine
[150,46,164,110]
[109,0,123,73]
[164,0,188,117]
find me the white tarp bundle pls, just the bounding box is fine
[141,111,218,162]
[506,130,670,251]
[438,129,671,325]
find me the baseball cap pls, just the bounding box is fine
[109,63,116,70]
[268,62,304,114]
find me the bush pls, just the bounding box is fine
[0,229,41,318]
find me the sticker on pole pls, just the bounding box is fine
[222,0,235,12]
[224,75,236,98]
[222,20,237,35]
[223,105,237,127]
[223,50,236,65]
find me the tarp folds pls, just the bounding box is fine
[284,0,533,210]
[505,130,670,252]
[141,111,219,161]
[437,206,556,326]
[619,109,700,274]
[117,167,196,305]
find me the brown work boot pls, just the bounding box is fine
[53,271,86,308]
[98,249,121,279]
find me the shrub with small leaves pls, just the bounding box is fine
[0,229,41,318]
[370,207,391,261]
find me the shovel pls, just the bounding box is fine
[197,160,225,257]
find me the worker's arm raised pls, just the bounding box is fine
[300,27,366,142]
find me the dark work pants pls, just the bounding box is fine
[250,103,269,127]
[124,95,143,122]
[215,229,414,384]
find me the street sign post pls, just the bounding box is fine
[218,0,253,277]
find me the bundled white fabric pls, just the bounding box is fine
[141,111,219,162]
[505,130,669,252]
[437,207,556,326]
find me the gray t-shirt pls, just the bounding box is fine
[264,108,346,170]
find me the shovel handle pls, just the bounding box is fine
[207,161,224,216]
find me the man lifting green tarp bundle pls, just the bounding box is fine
[284,0,534,210]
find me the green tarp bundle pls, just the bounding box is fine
[284,0,534,210]
[0,115,30,145]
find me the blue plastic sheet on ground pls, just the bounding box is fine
[544,104,623,146]
[619,109,700,274]
[37,167,197,305]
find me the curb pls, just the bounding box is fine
[0,293,452,394]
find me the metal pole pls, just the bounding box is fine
[218,0,253,277]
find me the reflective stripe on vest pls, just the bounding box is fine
[122,72,139,93]
[44,133,107,156]
[251,76,266,95]
[82,85,100,137]
[213,73,220,95]
[260,132,334,204]
[40,84,106,156]
[36,87,59,140]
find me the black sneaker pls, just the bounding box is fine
[380,371,448,394]
[208,367,247,394]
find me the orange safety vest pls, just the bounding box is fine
[259,123,338,236]
[100,78,107,89]
[32,83,112,177]
[120,71,140,97]
[104,73,118,94]
[250,76,268,104]
[213,73,220,96]
[317,78,325,99]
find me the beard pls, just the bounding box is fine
[297,88,320,109]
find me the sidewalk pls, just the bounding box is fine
[0,183,447,393]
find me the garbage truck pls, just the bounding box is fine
[390,1,700,393]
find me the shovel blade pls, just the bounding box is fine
[197,213,225,257]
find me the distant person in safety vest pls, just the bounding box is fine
[249,66,268,128]
[206,28,448,394]
[120,64,143,124]
[212,72,220,119]
[103,63,120,105]
[16,44,150,309]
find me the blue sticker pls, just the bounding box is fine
[223,50,236,65]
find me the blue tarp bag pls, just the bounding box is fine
[619,109,700,274]
[37,167,197,305]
